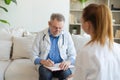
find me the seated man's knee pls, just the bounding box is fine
[59,68,72,79]
[39,66,53,80]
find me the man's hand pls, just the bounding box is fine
[40,59,54,67]
[59,61,71,70]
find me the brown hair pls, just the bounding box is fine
[83,4,113,47]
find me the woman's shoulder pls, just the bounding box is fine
[78,42,108,58]
[112,42,120,54]
[113,42,120,48]
[78,43,97,57]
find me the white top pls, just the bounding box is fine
[74,41,120,80]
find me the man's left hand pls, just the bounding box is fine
[59,61,71,70]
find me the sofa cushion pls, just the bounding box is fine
[0,28,12,41]
[23,31,38,37]
[0,27,25,41]
[12,36,34,59]
[72,34,90,53]
[0,60,11,80]
[0,41,12,60]
[9,27,25,37]
[5,59,38,80]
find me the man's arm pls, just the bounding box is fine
[31,33,41,64]
[66,32,76,65]
[59,32,76,70]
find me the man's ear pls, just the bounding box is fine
[48,21,51,26]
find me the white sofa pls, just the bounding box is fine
[0,27,90,80]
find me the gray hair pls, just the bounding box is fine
[50,13,65,22]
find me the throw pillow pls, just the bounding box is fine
[0,41,12,60]
[12,36,35,59]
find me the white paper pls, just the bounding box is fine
[44,63,74,71]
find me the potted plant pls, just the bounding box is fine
[0,0,17,25]
[78,0,88,8]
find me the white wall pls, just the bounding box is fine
[0,0,70,32]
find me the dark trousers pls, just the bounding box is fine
[39,65,72,80]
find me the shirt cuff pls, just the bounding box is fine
[34,58,41,65]
[69,58,75,65]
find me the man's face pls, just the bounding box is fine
[49,19,64,37]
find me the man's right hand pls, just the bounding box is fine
[40,59,54,67]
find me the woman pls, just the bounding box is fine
[74,4,120,80]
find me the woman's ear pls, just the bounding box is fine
[85,21,90,30]
[88,21,93,27]
[87,21,94,34]
[85,21,92,34]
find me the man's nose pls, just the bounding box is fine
[56,28,60,31]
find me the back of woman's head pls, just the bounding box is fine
[83,4,113,47]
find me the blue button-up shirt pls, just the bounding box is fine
[34,29,63,64]
[47,34,63,63]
